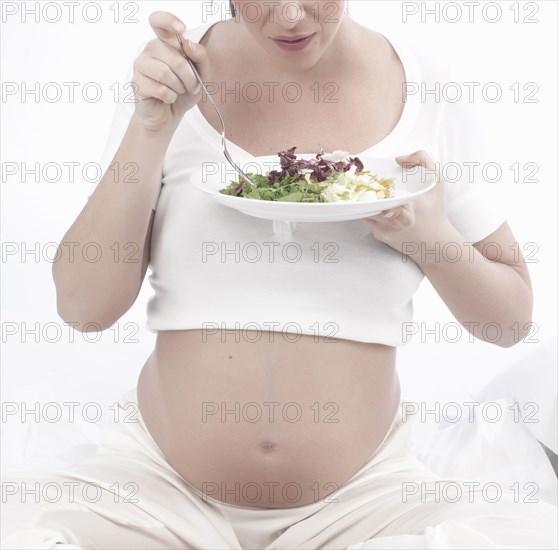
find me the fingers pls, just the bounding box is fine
[364,204,415,229]
[162,38,206,92]
[149,11,187,46]
[381,206,403,219]
[138,41,202,94]
[133,72,179,105]
[382,205,415,227]
[174,35,210,85]
[395,150,435,171]
[137,57,187,95]
[147,10,207,68]
[143,10,210,97]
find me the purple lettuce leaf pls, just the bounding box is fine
[266,147,365,185]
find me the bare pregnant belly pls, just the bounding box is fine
[137,330,399,508]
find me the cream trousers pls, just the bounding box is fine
[1,387,556,549]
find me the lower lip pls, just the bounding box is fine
[272,33,316,51]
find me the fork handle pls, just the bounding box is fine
[175,34,257,187]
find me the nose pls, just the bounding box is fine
[273,0,305,28]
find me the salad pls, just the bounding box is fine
[219,147,395,203]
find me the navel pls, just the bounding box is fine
[259,440,277,453]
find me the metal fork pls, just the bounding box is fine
[176,34,257,187]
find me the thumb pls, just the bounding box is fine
[149,11,187,47]
[176,34,211,93]
[395,150,435,170]
[177,35,211,83]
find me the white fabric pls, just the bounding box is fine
[2,388,556,550]
[473,340,558,454]
[86,19,507,346]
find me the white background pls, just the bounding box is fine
[1,1,557,471]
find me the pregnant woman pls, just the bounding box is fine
[2,1,557,548]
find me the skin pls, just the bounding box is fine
[53,0,533,510]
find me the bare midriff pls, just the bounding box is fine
[136,330,399,509]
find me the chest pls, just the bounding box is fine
[197,70,405,158]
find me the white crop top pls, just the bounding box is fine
[88,19,507,346]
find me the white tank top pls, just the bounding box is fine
[89,19,506,346]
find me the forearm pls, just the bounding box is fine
[407,221,533,347]
[52,115,176,328]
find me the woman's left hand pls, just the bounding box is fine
[363,150,451,259]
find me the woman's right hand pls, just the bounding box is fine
[132,11,210,133]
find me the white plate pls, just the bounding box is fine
[189,153,437,222]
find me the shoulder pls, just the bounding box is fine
[184,18,234,46]
[388,36,451,90]
[377,31,452,129]
[183,20,216,41]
